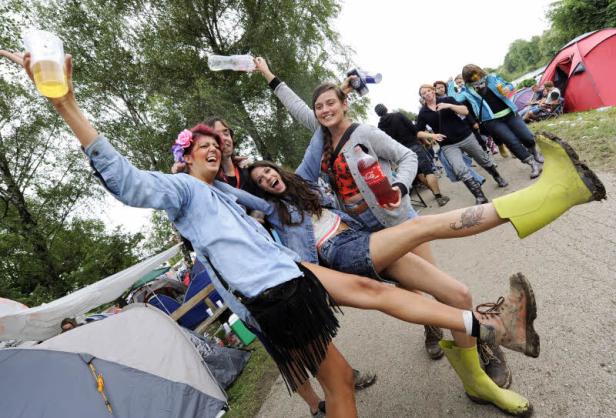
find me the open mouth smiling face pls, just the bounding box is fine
[314,90,347,127]
[251,166,286,194]
[185,135,222,177]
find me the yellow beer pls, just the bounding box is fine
[32,60,68,98]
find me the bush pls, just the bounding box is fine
[518,78,537,88]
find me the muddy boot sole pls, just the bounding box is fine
[465,393,534,417]
[539,131,607,202]
[510,272,540,358]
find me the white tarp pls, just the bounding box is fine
[38,303,227,402]
[0,298,28,316]
[0,244,180,341]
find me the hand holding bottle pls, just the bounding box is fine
[254,56,276,82]
[382,186,402,210]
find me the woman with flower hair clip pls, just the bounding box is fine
[5,50,605,417]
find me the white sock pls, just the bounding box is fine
[462,310,474,336]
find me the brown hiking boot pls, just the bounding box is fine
[476,273,540,358]
[424,325,444,359]
[478,340,513,389]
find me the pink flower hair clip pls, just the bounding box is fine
[171,129,193,162]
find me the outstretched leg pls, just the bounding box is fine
[305,262,538,416]
[383,252,474,349]
[371,204,505,270]
[302,262,538,356]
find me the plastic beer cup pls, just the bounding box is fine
[22,30,68,98]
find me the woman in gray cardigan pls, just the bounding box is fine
[253,57,464,360]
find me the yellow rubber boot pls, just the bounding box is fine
[493,132,606,238]
[498,144,510,158]
[440,340,533,416]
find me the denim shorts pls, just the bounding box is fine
[317,228,381,280]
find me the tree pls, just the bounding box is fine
[549,0,616,45]
[30,0,363,261]
[0,1,143,305]
[36,0,364,169]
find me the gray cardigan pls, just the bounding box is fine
[273,81,418,228]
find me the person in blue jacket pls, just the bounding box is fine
[448,64,544,179]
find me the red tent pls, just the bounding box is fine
[540,28,616,112]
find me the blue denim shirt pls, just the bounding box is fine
[448,75,517,122]
[85,136,301,298]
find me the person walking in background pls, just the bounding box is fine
[433,80,448,98]
[449,65,544,178]
[415,84,509,205]
[375,103,450,207]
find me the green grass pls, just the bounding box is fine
[529,107,616,173]
[224,341,280,418]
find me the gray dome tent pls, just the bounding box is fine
[0,304,227,417]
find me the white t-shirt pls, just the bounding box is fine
[312,209,341,248]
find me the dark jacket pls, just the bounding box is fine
[377,112,420,148]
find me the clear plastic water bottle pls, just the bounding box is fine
[208,54,255,72]
[355,145,398,206]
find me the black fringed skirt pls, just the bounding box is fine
[239,263,341,392]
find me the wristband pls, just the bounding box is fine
[268,77,282,91]
[392,182,408,198]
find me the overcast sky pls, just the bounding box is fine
[103,0,553,234]
[338,0,553,123]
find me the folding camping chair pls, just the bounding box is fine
[537,97,565,121]
[410,179,428,209]
[148,260,229,334]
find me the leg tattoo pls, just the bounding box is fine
[450,206,484,231]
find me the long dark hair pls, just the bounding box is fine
[247,161,323,226]
[311,83,348,169]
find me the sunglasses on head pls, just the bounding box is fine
[471,78,486,89]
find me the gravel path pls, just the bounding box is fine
[256,154,616,418]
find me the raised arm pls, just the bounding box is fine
[19,53,99,148]
[254,57,320,132]
[10,51,188,213]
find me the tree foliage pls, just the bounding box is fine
[2,0,359,304]
[0,1,143,305]
[35,0,362,169]
[498,0,616,80]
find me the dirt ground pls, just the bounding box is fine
[255,154,616,418]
